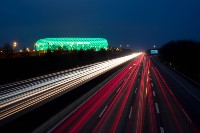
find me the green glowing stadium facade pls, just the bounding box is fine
[35,38,108,51]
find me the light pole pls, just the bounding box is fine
[26,47,30,52]
[34,43,36,51]
[13,42,17,52]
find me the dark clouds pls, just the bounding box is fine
[1,0,200,50]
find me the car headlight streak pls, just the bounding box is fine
[0,52,141,121]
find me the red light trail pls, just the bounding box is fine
[52,53,198,133]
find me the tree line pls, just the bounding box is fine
[159,40,200,83]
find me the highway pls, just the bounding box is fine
[0,53,141,124]
[151,56,200,132]
[1,52,199,133]
[51,54,199,133]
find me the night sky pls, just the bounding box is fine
[1,0,200,50]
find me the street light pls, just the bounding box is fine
[153,45,156,49]
[13,41,17,52]
[26,47,30,52]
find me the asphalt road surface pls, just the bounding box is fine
[52,54,199,133]
[1,53,199,133]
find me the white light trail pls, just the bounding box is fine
[0,52,141,120]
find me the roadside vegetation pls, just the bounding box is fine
[159,40,200,84]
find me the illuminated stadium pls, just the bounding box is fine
[35,38,108,51]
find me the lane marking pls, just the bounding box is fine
[158,63,200,103]
[135,88,138,93]
[129,107,132,119]
[155,103,160,113]
[117,87,120,92]
[153,90,156,96]
[139,73,140,75]
[99,106,108,117]
[151,83,153,87]
[160,127,164,133]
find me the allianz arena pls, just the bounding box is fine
[35,38,108,51]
